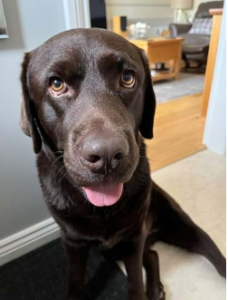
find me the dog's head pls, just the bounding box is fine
[20,28,156,207]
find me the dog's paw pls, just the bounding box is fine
[158,282,166,300]
[148,282,166,300]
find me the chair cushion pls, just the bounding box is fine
[189,18,212,35]
[180,33,210,53]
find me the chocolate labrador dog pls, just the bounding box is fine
[20,28,225,300]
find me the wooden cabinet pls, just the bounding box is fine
[129,38,183,82]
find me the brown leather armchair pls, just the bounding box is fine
[169,1,224,70]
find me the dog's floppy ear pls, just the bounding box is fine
[20,52,42,153]
[137,48,156,139]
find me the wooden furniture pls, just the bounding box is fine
[201,9,223,116]
[146,93,206,171]
[169,2,223,71]
[129,37,183,82]
[113,16,127,38]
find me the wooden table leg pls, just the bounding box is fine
[168,59,180,81]
[174,58,181,80]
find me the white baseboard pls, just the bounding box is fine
[0,218,60,267]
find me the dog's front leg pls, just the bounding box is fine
[123,229,147,300]
[62,237,89,300]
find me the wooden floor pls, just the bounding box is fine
[145,93,206,172]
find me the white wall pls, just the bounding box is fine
[105,0,173,31]
[106,0,224,29]
[0,0,68,241]
[106,0,173,20]
[203,3,226,154]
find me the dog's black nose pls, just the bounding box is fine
[78,133,129,173]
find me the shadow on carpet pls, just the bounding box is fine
[0,239,128,300]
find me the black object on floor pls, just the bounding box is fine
[0,239,128,300]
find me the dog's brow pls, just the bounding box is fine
[111,52,137,72]
[118,51,135,68]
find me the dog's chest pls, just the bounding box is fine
[61,209,140,248]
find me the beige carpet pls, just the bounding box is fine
[152,149,226,299]
[119,149,226,299]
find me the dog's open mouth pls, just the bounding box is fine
[82,182,123,207]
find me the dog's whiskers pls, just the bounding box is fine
[54,163,66,184]
[58,170,67,185]
[51,154,64,169]
[137,155,157,163]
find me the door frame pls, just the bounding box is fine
[203,3,226,155]
[63,0,91,29]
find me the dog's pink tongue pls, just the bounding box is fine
[83,183,123,207]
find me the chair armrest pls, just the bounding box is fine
[169,23,192,38]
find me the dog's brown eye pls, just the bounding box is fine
[120,72,135,88]
[50,78,66,93]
